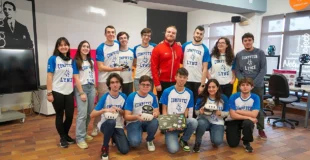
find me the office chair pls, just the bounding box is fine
[267,74,299,129]
[263,82,274,116]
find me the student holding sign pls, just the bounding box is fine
[160,68,198,154]
[193,79,229,152]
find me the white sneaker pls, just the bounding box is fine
[85,135,93,141]
[77,141,88,149]
[91,128,99,137]
[147,141,155,151]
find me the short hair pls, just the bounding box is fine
[106,73,123,90]
[195,25,204,32]
[139,75,153,84]
[166,25,177,31]
[3,1,16,11]
[238,77,254,87]
[105,25,116,34]
[242,32,254,41]
[117,31,129,41]
[176,67,188,77]
[140,28,152,36]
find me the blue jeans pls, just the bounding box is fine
[195,116,224,146]
[126,119,158,147]
[75,84,96,143]
[100,119,129,154]
[165,118,198,154]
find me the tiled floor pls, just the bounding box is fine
[1,109,310,160]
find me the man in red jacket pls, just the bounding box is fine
[151,26,183,114]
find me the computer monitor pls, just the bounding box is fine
[266,55,280,76]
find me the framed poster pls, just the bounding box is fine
[0,0,39,85]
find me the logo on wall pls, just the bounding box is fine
[290,0,310,11]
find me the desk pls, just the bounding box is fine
[289,86,310,128]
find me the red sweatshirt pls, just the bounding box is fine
[151,41,183,86]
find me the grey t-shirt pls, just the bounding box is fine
[235,48,267,87]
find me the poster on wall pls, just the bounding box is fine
[0,0,37,49]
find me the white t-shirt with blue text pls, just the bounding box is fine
[160,86,194,115]
[47,56,73,95]
[124,92,158,124]
[96,40,120,83]
[119,49,134,83]
[195,94,229,125]
[72,59,95,85]
[133,43,156,78]
[209,55,236,85]
[182,42,210,82]
[226,92,260,121]
[94,92,127,129]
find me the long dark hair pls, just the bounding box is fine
[53,37,70,57]
[74,40,93,71]
[211,37,234,66]
[198,79,222,109]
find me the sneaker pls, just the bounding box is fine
[101,146,109,160]
[179,138,190,152]
[258,130,267,140]
[91,128,99,137]
[77,141,88,149]
[85,135,93,141]
[65,135,76,144]
[243,142,253,153]
[147,141,155,151]
[60,137,69,148]
[193,142,201,153]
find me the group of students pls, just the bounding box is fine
[46,25,267,160]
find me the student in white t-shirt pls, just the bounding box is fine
[160,68,198,154]
[182,25,210,117]
[72,40,97,149]
[226,77,260,153]
[93,25,125,136]
[207,37,236,98]
[117,31,134,96]
[90,73,129,160]
[47,37,75,148]
[133,28,156,91]
[193,79,229,152]
[124,75,159,152]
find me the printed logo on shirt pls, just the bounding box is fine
[134,101,152,108]
[176,103,182,112]
[106,104,123,108]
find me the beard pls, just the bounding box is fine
[194,37,202,43]
[165,37,175,43]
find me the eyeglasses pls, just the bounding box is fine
[142,34,151,37]
[218,42,226,45]
[140,83,151,87]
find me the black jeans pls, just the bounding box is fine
[226,120,254,147]
[185,81,201,118]
[220,83,233,98]
[52,91,74,137]
[157,81,175,114]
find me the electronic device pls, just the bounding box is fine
[231,16,246,23]
[0,49,38,94]
[141,105,154,121]
[158,114,186,130]
[266,55,280,76]
[203,103,218,116]
[268,45,276,56]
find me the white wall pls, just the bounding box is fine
[1,0,146,109]
[187,0,297,53]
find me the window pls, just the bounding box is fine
[202,21,235,50]
[261,11,310,75]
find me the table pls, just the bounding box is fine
[289,86,310,128]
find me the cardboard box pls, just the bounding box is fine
[273,69,296,87]
[158,114,187,130]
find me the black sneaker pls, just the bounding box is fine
[243,142,253,153]
[101,146,109,160]
[193,142,201,153]
[179,138,190,152]
[60,137,69,148]
[65,135,76,144]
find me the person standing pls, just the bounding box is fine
[47,37,75,148]
[235,32,267,139]
[151,26,183,114]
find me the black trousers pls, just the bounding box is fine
[52,91,74,137]
[185,81,201,118]
[220,83,233,98]
[157,81,175,114]
[122,82,133,97]
[226,120,254,147]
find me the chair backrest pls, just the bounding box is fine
[268,73,290,98]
